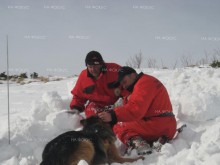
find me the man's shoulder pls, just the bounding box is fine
[104,63,121,73]
[139,73,164,88]
[105,63,121,68]
[139,73,158,83]
[78,69,88,78]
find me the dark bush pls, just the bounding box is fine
[0,72,7,80]
[19,73,28,78]
[210,60,220,68]
[30,72,38,79]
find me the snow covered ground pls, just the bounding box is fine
[0,67,220,165]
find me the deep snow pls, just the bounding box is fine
[0,67,220,165]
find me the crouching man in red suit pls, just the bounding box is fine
[70,51,128,117]
[98,66,177,155]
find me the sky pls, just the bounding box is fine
[0,0,220,76]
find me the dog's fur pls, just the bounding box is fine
[40,116,143,165]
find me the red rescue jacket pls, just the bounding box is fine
[70,63,127,111]
[114,72,173,122]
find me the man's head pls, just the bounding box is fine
[117,66,137,89]
[85,51,104,78]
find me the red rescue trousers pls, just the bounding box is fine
[113,116,177,144]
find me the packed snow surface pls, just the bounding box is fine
[0,67,220,165]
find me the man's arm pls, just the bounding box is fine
[69,73,87,112]
[114,81,157,122]
[70,94,87,112]
[99,80,158,124]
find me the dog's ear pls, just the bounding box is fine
[80,119,86,126]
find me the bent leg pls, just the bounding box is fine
[113,116,176,144]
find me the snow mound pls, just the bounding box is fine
[46,110,82,130]
[164,68,220,122]
[0,91,83,164]
[41,91,65,111]
[199,121,220,156]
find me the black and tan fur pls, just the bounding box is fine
[40,116,143,165]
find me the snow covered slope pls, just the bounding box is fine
[0,67,220,165]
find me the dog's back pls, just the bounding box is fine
[40,131,86,165]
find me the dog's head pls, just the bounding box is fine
[80,116,116,142]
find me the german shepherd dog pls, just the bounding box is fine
[40,116,143,165]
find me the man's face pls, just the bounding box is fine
[120,73,136,89]
[87,64,102,78]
